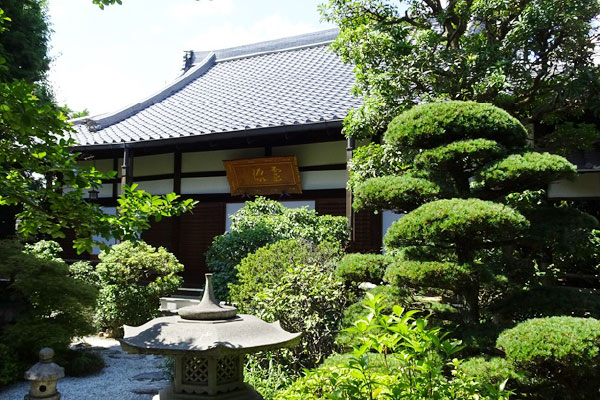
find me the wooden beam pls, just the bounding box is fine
[346,137,355,242]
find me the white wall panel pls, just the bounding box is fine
[181,177,230,194]
[133,153,173,177]
[133,179,174,195]
[301,170,347,190]
[272,141,346,166]
[182,148,264,173]
[382,211,404,251]
[548,173,600,198]
[97,183,113,198]
[78,158,114,174]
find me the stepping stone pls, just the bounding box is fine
[130,372,165,382]
[131,387,162,395]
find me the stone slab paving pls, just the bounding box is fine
[0,337,170,400]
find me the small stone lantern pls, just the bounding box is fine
[120,273,301,400]
[24,348,65,400]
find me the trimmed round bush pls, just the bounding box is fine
[0,344,19,387]
[459,357,520,387]
[384,260,471,290]
[336,253,391,284]
[229,239,342,312]
[497,316,600,399]
[475,152,576,194]
[384,198,529,249]
[414,139,505,172]
[384,101,528,150]
[352,174,441,212]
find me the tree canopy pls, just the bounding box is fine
[320,0,600,140]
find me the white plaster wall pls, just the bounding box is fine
[97,183,113,198]
[301,170,347,190]
[548,173,600,198]
[78,158,114,174]
[225,200,315,231]
[382,211,404,251]
[181,177,230,194]
[272,141,346,166]
[133,179,174,195]
[92,207,117,255]
[133,153,174,177]
[182,148,264,173]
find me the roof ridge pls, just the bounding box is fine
[191,28,339,65]
[73,53,217,130]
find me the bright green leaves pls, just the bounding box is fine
[353,174,441,213]
[384,198,529,249]
[92,0,122,9]
[414,138,505,172]
[384,101,528,150]
[475,152,576,195]
[384,260,472,290]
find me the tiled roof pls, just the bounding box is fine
[71,29,361,148]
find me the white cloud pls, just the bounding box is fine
[184,14,323,51]
[169,0,234,22]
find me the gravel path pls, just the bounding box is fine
[0,337,169,400]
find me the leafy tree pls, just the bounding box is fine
[351,101,591,322]
[320,0,600,141]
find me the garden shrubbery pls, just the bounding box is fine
[92,240,183,335]
[0,240,98,385]
[206,197,348,300]
[336,253,390,285]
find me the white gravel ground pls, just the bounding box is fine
[0,337,169,400]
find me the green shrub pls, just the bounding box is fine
[69,260,100,287]
[347,142,406,192]
[0,343,19,387]
[207,197,348,300]
[497,316,600,399]
[459,357,520,387]
[384,101,528,150]
[384,260,472,290]
[413,139,505,171]
[245,353,294,400]
[278,293,510,400]
[94,240,183,334]
[229,239,342,312]
[23,239,63,262]
[384,198,529,249]
[336,253,391,285]
[0,240,97,365]
[491,287,600,323]
[253,263,350,370]
[57,349,105,377]
[352,174,440,212]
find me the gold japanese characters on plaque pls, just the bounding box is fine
[223,156,302,196]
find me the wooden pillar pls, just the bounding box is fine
[345,137,355,242]
[172,150,182,256]
[112,157,119,199]
[120,146,133,194]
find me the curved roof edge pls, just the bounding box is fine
[189,28,339,68]
[72,52,216,131]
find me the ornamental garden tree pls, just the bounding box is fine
[345,101,595,323]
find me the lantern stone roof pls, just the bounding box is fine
[70,28,360,150]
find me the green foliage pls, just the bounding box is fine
[414,139,506,172]
[491,287,600,323]
[385,102,528,150]
[69,260,100,288]
[253,263,350,370]
[58,349,105,377]
[278,294,510,400]
[497,316,600,399]
[459,357,520,388]
[94,241,183,333]
[352,174,441,212]
[384,260,471,290]
[539,122,600,156]
[245,354,294,400]
[0,240,97,366]
[0,343,19,387]
[23,239,63,262]
[336,253,390,285]
[475,152,576,195]
[230,239,342,312]
[321,0,600,139]
[207,197,348,300]
[385,198,528,250]
[0,1,50,85]
[347,142,406,192]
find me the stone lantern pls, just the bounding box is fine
[119,273,301,400]
[24,348,65,400]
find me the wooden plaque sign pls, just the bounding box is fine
[223,156,302,196]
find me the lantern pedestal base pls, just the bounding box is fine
[153,383,262,400]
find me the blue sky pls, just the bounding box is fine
[47,0,334,115]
